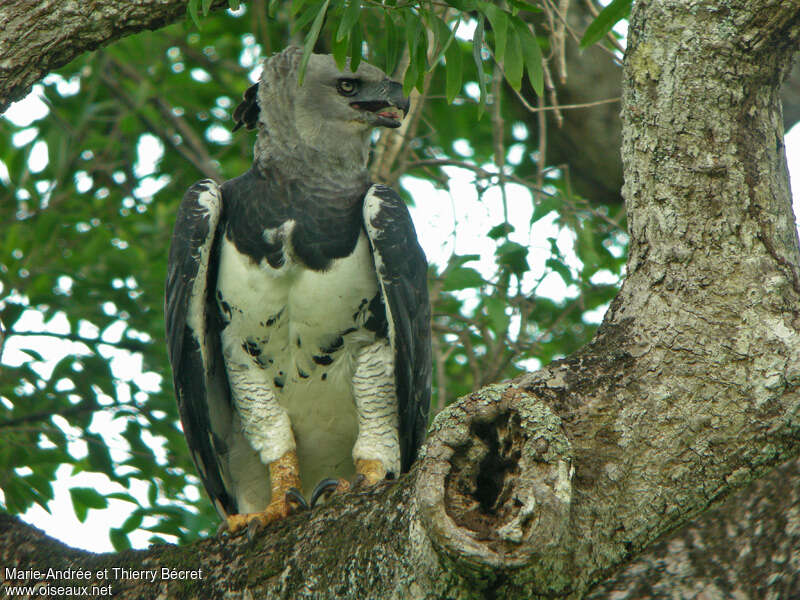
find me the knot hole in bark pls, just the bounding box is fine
[417,387,573,576]
[445,410,527,540]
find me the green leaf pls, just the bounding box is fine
[294,1,324,33]
[384,12,400,76]
[448,0,478,10]
[201,0,213,16]
[105,492,140,505]
[120,510,144,533]
[291,0,308,16]
[298,0,331,85]
[496,241,529,275]
[503,24,523,91]
[472,15,488,117]
[187,0,202,29]
[514,18,544,96]
[402,10,422,96]
[531,195,561,223]
[3,478,35,514]
[485,296,510,335]
[147,481,158,506]
[508,0,542,11]
[228,0,241,9]
[580,0,632,48]
[488,223,515,239]
[546,257,574,285]
[69,487,107,523]
[443,267,484,291]
[0,301,26,330]
[349,21,362,72]
[480,2,508,64]
[337,0,360,42]
[269,0,281,17]
[445,39,463,104]
[414,31,428,92]
[576,224,600,277]
[23,474,55,505]
[449,254,480,267]
[110,528,132,551]
[332,29,349,70]
[86,433,114,474]
[403,61,418,98]
[430,15,458,70]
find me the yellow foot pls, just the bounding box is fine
[218,449,307,536]
[354,458,388,487]
[222,488,307,534]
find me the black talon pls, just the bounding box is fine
[246,518,262,541]
[310,478,342,507]
[285,487,309,513]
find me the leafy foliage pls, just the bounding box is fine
[0,1,626,549]
[580,0,632,48]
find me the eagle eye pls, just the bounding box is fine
[337,79,359,96]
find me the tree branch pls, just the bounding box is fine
[0,0,230,113]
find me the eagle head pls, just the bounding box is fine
[233,47,410,174]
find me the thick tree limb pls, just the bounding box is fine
[586,452,800,599]
[0,0,229,113]
[2,441,799,598]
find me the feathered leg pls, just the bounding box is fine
[310,341,400,507]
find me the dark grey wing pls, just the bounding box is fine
[165,179,237,517]
[363,184,432,472]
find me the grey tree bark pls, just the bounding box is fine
[2,1,800,599]
[0,0,228,113]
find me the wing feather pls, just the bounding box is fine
[165,180,238,516]
[363,185,431,472]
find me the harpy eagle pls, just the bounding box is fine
[165,47,431,531]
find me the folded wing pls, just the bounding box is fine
[362,184,432,472]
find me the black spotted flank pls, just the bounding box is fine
[265,308,284,327]
[298,367,309,378]
[320,336,343,354]
[313,354,333,366]
[273,375,285,389]
[364,292,388,337]
[353,298,369,320]
[217,290,232,319]
[242,338,261,357]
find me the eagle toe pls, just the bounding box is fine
[310,478,351,507]
[219,488,310,537]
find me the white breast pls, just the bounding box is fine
[215,230,382,494]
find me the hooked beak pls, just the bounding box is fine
[349,80,410,129]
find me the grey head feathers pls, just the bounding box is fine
[233,47,409,185]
